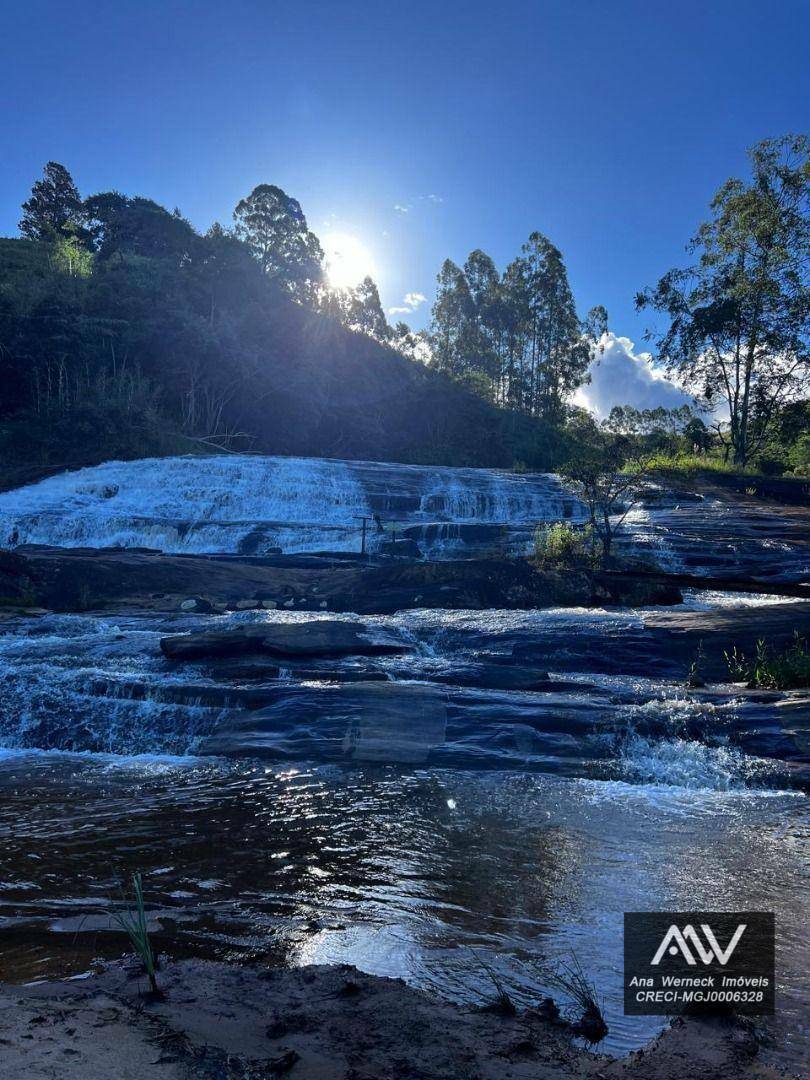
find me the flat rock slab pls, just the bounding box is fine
[200,681,447,764]
[160,620,410,660]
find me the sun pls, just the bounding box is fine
[322,231,377,289]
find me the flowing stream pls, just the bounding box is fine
[0,455,807,1068]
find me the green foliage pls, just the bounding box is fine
[561,421,653,561]
[19,161,84,242]
[428,237,606,420]
[232,183,323,291]
[534,522,597,569]
[111,872,160,995]
[725,634,809,689]
[637,135,810,467]
[637,451,754,477]
[84,192,197,261]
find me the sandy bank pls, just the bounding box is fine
[0,959,787,1080]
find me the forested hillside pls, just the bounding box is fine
[0,166,580,483]
[2,138,807,488]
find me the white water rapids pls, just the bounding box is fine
[0,455,585,556]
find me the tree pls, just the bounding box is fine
[429,239,605,418]
[83,193,197,261]
[429,259,474,376]
[347,276,390,340]
[562,423,653,562]
[637,135,809,466]
[19,162,84,242]
[233,184,323,291]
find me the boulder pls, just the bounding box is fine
[160,619,410,661]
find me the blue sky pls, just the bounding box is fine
[2,1,808,408]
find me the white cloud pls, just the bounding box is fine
[388,291,428,317]
[421,193,444,203]
[575,333,695,417]
[393,204,410,214]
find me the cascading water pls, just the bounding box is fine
[0,456,807,1065]
[0,454,586,557]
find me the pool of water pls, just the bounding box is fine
[0,754,805,1066]
[0,601,807,1069]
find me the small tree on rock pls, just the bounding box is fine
[562,427,653,563]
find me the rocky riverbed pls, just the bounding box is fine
[0,456,807,1075]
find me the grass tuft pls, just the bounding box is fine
[725,633,809,690]
[111,871,160,996]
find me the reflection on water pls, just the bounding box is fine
[0,753,806,1063]
[0,599,807,1068]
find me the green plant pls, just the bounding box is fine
[687,640,706,688]
[111,871,160,995]
[725,633,809,690]
[534,522,597,569]
[640,450,757,478]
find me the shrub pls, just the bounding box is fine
[534,522,597,569]
[725,633,809,690]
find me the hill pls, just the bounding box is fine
[0,235,568,487]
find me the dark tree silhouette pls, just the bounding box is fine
[19,162,83,241]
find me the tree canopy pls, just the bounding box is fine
[428,234,606,419]
[19,162,84,242]
[637,135,809,466]
[232,184,324,293]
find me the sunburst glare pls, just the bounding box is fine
[322,231,377,288]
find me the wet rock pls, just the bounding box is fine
[179,596,215,614]
[160,620,410,661]
[379,538,422,559]
[426,665,553,692]
[200,682,447,763]
[0,549,40,606]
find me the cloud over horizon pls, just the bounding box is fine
[388,291,427,317]
[575,333,695,417]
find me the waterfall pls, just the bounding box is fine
[0,455,586,557]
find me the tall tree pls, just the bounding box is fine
[19,162,84,241]
[347,276,390,341]
[517,233,591,419]
[463,249,500,386]
[233,184,323,291]
[637,135,809,465]
[429,259,474,375]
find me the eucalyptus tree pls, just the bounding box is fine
[233,184,323,293]
[429,259,474,375]
[637,135,809,466]
[347,276,391,341]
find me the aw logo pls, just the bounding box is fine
[624,911,775,1017]
[650,922,746,966]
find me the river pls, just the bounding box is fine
[0,456,807,1069]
